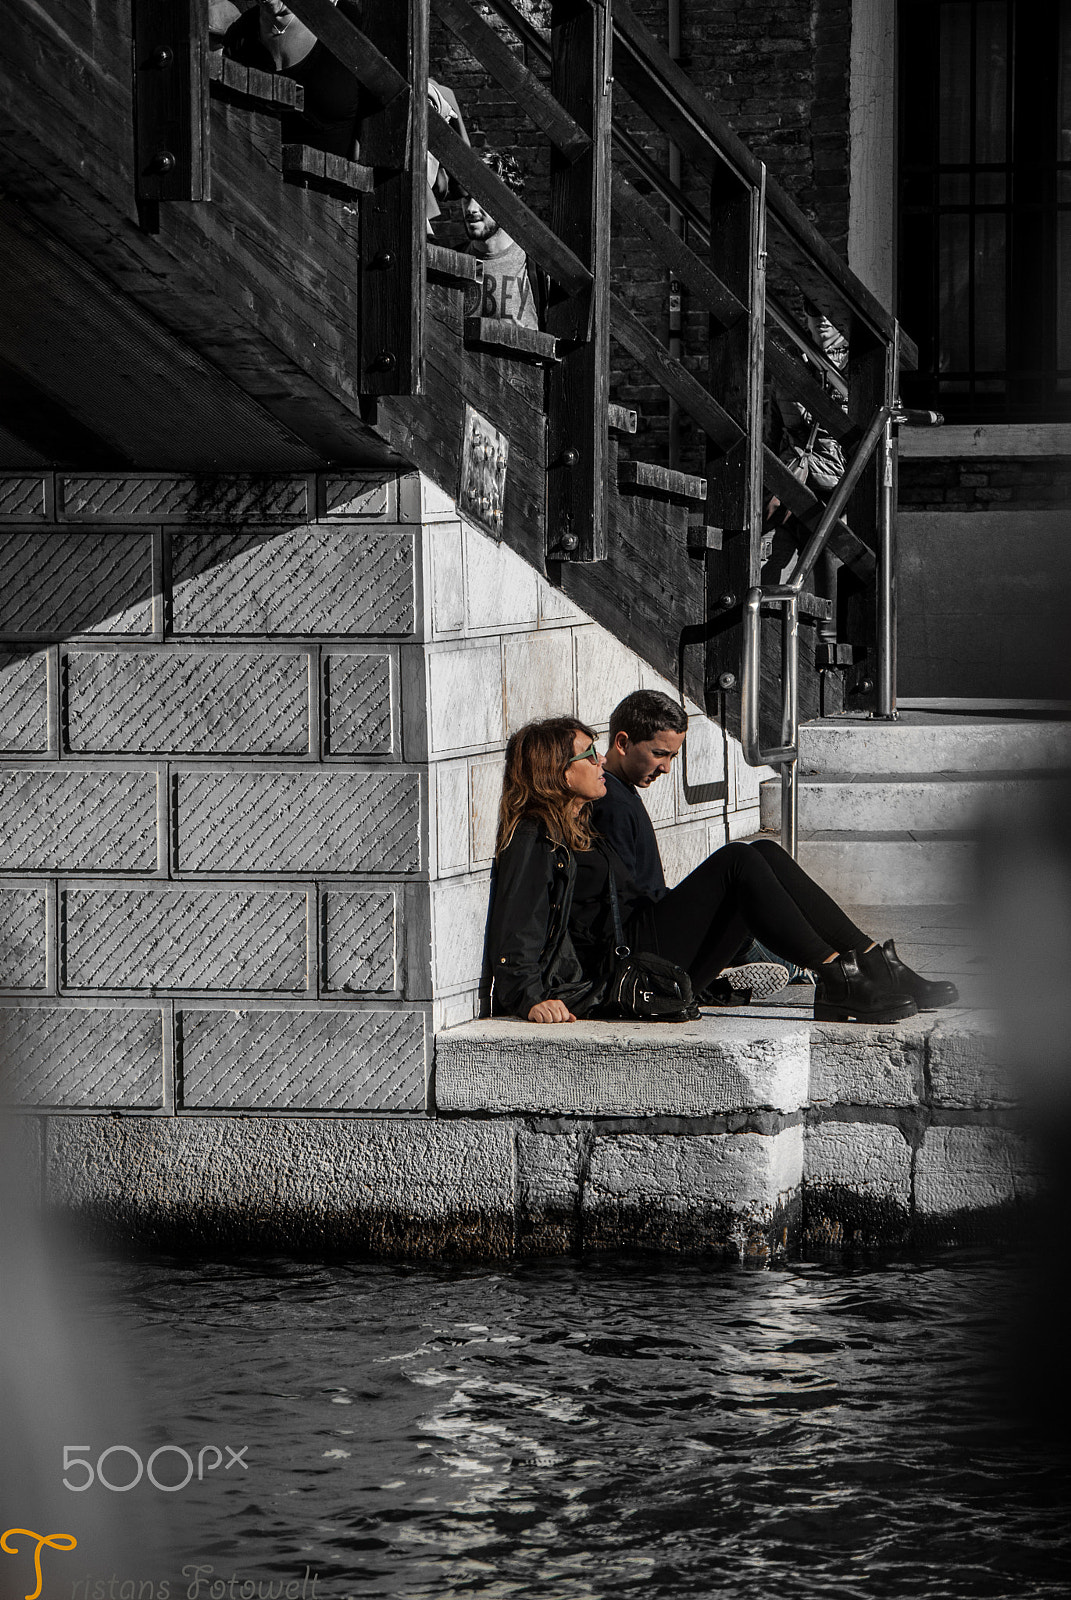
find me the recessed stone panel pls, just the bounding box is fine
[174,769,421,873]
[0,478,48,519]
[0,1003,163,1108]
[63,887,309,992]
[0,888,47,988]
[179,1006,426,1110]
[0,769,158,871]
[322,475,392,518]
[171,528,415,635]
[66,649,311,754]
[0,651,49,752]
[0,533,153,637]
[322,889,398,993]
[62,475,308,522]
[323,651,394,755]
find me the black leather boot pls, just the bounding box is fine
[813,949,918,1024]
[859,939,959,1010]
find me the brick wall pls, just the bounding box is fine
[899,457,1071,513]
[0,471,768,1114]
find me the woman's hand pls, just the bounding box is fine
[527,999,576,1024]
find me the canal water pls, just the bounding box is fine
[19,1249,1071,1600]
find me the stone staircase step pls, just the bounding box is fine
[761,770,1055,833]
[795,831,976,904]
[800,713,1071,776]
[618,459,707,502]
[463,317,559,362]
[427,244,483,284]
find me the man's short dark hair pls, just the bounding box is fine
[609,690,688,744]
[479,147,525,196]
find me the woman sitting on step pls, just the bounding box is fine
[483,716,958,1026]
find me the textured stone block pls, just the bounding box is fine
[538,577,584,624]
[463,524,538,632]
[517,1128,584,1253]
[66,649,311,754]
[174,769,420,873]
[45,1113,515,1255]
[429,520,465,634]
[179,1007,426,1110]
[469,756,503,866]
[428,642,504,753]
[915,1125,1036,1215]
[927,1011,1018,1105]
[322,475,392,518]
[504,629,574,733]
[657,821,710,889]
[678,717,726,801]
[805,1121,911,1203]
[435,1016,810,1115]
[434,760,469,874]
[575,627,641,728]
[0,1004,163,1108]
[431,876,490,992]
[0,769,158,871]
[63,887,309,991]
[171,527,414,635]
[322,889,398,993]
[0,888,47,989]
[810,1020,927,1105]
[0,533,153,637]
[398,472,456,523]
[63,475,308,522]
[323,651,395,755]
[0,478,47,519]
[0,650,49,752]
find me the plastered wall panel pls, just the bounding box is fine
[0,888,47,988]
[63,475,308,522]
[179,1007,426,1110]
[174,769,421,873]
[66,649,311,755]
[171,528,415,636]
[0,769,159,871]
[504,629,574,732]
[0,533,153,637]
[428,642,504,753]
[0,1003,163,1108]
[322,889,398,993]
[0,651,49,752]
[323,651,395,756]
[63,887,309,992]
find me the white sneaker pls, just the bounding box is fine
[719,961,791,1002]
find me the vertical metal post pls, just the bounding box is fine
[780,596,799,858]
[876,322,900,718]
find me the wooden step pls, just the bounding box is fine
[463,318,559,363]
[608,403,637,434]
[281,145,373,197]
[209,55,304,114]
[427,245,483,285]
[687,520,723,552]
[618,459,707,502]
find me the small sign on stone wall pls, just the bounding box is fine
[458,404,508,541]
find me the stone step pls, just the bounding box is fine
[799,714,1071,776]
[796,831,976,904]
[760,770,1053,833]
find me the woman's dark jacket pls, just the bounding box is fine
[482,818,603,1018]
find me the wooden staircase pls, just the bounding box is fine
[0,0,916,750]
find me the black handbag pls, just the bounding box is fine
[605,868,701,1023]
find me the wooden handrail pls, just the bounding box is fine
[610,296,743,454]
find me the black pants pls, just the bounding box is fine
[634,839,870,993]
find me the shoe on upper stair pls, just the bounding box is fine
[859,939,959,1011]
[812,949,918,1025]
[718,961,791,1002]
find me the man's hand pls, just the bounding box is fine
[527,999,577,1024]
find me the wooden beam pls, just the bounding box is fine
[610,169,744,329]
[764,339,856,443]
[610,295,743,454]
[761,450,875,578]
[132,0,209,204]
[429,111,592,294]
[433,0,591,161]
[546,0,612,564]
[283,0,408,107]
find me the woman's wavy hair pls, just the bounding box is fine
[496,717,597,856]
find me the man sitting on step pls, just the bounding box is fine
[463,150,547,332]
[591,689,800,1003]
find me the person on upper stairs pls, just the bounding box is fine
[591,689,802,1003]
[483,716,959,1026]
[223,0,367,158]
[462,150,548,332]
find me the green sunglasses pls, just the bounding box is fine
[567,741,600,765]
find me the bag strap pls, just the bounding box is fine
[605,859,631,957]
